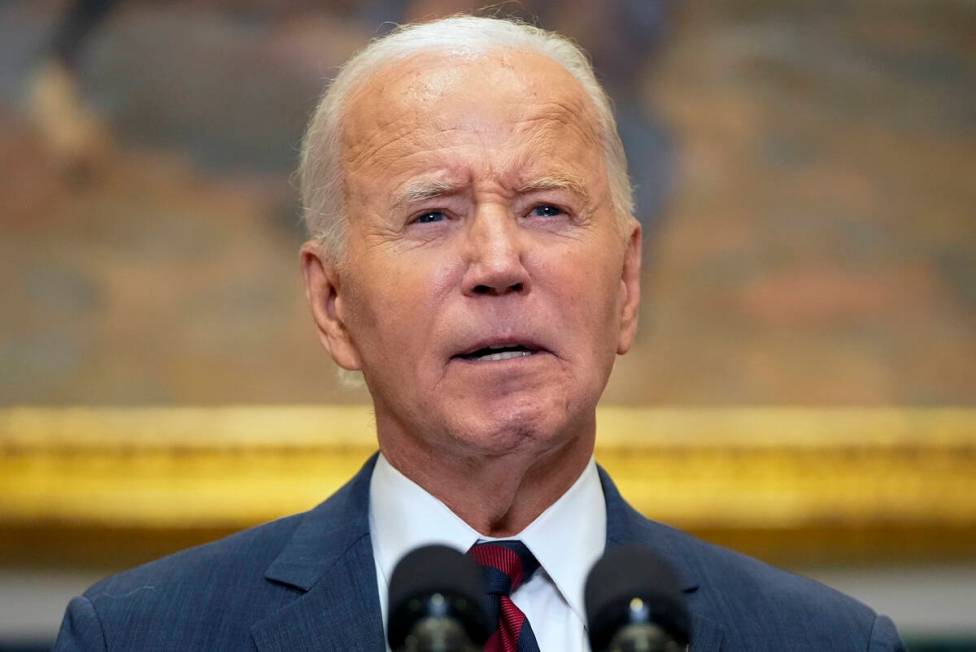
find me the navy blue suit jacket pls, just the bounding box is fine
[55,456,905,650]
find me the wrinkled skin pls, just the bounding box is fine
[302,49,641,534]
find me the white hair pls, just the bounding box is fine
[298,15,635,258]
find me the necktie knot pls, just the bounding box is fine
[467,540,540,596]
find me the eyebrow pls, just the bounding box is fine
[393,179,467,208]
[516,175,591,204]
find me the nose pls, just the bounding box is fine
[461,208,530,297]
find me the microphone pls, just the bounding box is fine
[387,544,492,652]
[585,544,690,652]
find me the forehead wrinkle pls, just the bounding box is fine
[340,71,442,177]
[342,121,420,176]
[516,97,603,150]
[341,56,493,174]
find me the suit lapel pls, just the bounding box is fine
[251,455,386,652]
[599,466,726,651]
[251,536,384,652]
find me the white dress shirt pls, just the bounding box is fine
[369,453,606,651]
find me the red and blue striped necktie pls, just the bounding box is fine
[468,540,542,652]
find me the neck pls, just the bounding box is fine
[379,426,595,537]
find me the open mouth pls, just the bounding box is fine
[455,343,539,362]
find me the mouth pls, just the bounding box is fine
[453,341,544,363]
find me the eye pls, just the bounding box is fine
[530,204,564,218]
[412,210,446,224]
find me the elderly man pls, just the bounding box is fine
[54,15,904,651]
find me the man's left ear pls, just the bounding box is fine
[617,222,642,355]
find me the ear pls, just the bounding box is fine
[616,222,642,355]
[300,241,363,371]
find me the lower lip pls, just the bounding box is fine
[452,350,548,366]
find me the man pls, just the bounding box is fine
[54,15,905,651]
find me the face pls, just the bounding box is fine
[303,49,641,462]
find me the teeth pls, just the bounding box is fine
[481,350,532,362]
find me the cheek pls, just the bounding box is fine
[383,255,458,325]
[565,252,625,348]
[348,254,459,355]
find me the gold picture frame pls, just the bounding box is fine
[2,407,974,567]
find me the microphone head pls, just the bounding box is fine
[387,544,491,651]
[585,544,690,651]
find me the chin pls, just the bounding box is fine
[446,391,584,457]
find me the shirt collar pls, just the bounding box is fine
[369,452,606,623]
[514,458,606,622]
[370,452,483,591]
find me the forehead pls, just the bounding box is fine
[339,49,605,189]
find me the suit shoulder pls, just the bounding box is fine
[70,460,377,650]
[676,528,890,648]
[86,512,304,601]
[635,518,884,646]
[695,535,873,616]
[72,512,310,650]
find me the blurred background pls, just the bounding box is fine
[1,0,974,649]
